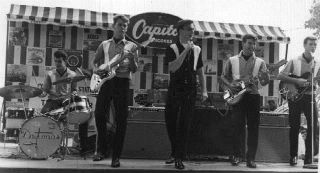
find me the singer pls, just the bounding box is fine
[164,19,208,170]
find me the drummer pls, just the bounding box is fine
[41,50,89,156]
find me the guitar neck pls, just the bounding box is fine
[109,45,140,69]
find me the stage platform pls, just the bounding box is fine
[0,143,317,173]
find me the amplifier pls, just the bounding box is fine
[260,111,289,127]
[6,108,34,119]
[4,128,20,138]
[6,118,25,129]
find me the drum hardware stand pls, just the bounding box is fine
[55,81,81,161]
[303,63,318,169]
[2,86,28,156]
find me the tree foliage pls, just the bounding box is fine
[305,2,320,38]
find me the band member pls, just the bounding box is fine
[278,36,319,166]
[42,50,89,156]
[90,15,138,167]
[220,34,269,168]
[164,19,208,170]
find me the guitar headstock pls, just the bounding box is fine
[140,37,155,48]
[267,59,287,71]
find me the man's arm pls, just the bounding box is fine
[258,61,270,87]
[277,60,307,87]
[90,43,104,72]
[42,74,52,94]
[168,43,193,73]
[220,59,234,89]
[128,44,138,73]
[197,68,208,99]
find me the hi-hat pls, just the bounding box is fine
[52,75,86,85]
[0,85,43,99]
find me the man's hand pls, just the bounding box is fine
[124,50,135,61]
[186,42,194,51]
[201,92,208,102]
[98,64,110,72]
[229,82,242,94]
[295,78,309,87]
[71,91,77,96]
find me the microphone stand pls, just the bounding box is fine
[303,61,318,169]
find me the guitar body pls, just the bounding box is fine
[279,72,314,102]
[90,69,116,92]
[224,88,247,106]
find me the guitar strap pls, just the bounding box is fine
[103,41,111,64]
[292,58,301,76]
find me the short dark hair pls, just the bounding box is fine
[113,15,129,24]
[54,50,67,62]
[303,36,317,45]
[176,19,193,32]
[242,34,257,43]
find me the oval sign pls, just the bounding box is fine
[127,12,182,49]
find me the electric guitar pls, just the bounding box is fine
[90,37,154,92]
[220,59,287,106]
[279,72,320,102]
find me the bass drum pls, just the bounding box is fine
[18,116,62,159]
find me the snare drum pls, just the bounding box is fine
[45,107,65,122]
[19,116,62,159]
[62,95,92,124]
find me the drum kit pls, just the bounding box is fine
[0,75,95,160]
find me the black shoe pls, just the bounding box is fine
[246,160,257,168]
[92,153,105,161]
[111,158,120,168]
[165,156,175,164]
[230,156,241,166]
[174,159,185,170]
[304,158,312,165]
[289,156,298,166]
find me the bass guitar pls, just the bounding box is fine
[279,72,320,102]
[220,59,287,106]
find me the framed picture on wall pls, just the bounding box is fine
[152,73,169,90]
[263,96,278,112]
[47,30,65,48]
[26,47,46,66]
[6,64,27,83]
[254,45,264,58]
[217,43,233,61]
[83,33,108,51]
[8,27,28,46]
[203,60,217,75]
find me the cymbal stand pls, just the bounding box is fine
[18,85,28,120]
[56,81,74,161]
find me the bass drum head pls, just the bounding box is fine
[18,116,62,159]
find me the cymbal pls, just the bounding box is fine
[52,75,86,85]
[0,85,43,99]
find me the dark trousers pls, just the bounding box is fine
[288,94,319,159]
[231,94,260,161]
[165,84,196,160]
[94,77,129,159]
[41,99,89,150]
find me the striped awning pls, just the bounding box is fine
[7,4,130,30]
[193,21,290,43]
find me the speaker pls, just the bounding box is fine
[122,120,170,159]
[255,126,290,162]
